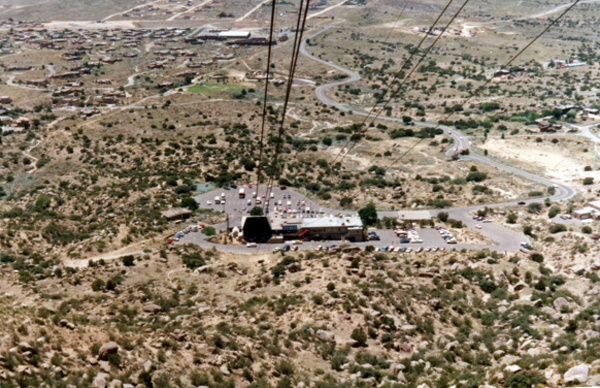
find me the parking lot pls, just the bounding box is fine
[193,184,355,227]
[174,186,514,253]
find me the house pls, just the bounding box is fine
[0,96,12,104]
[212,53,234,61]
[188,61,213,68]
[573,201,600,220]
[7,65,33,71]
[2,126,24,134]
[535,118,562,132]
[80,108,100,117]
[15,117,31,127]
[161,208,193,221]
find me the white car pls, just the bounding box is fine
[207,200,212,205]
[475,224,482,229]
[316,245,323,251]
[246,242,258,248]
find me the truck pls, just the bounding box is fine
[239,188,245,199]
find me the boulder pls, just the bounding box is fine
[553,297,569,312]
[317,330,336,343]
[17,342,33,353]
[92,375,107,388]
[98,342,119,361]
[109,380,123,388]
[398,371,408,384]
[504,365,521,373]
[220,364,230,375]
[564,364,589,383]
[16,365,31,375]
[143,304,162,314]
[592,259,600,271]
[541,307,558,316]
[143,360,153,373]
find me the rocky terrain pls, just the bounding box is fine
[0,243,599,388]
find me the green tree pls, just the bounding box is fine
[202,226,216,236]
[437,212,449,222]
[121,255,135,267]
[181,197,198,210]
[358,202,378,226]
[322,137,332,146]
[340,197,353,208]
[250,206,264,216]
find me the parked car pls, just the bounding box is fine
[224,186,230,190]
[518,201,526,205]
[282,245,291,252]
[230,184,237,189]
[246,242,257,248]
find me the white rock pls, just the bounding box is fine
[564,364,589,383]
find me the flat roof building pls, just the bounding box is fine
[161,208,193,220]
[218,31,251,39]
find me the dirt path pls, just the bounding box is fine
[22,140,39,174]
[307,0,347,19]
[103,0,164,21]
[235,0,271,22]
[166,0,213,21]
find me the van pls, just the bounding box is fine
[214,196,221,205]
[252,192,257,198]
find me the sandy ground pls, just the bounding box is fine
[482,136,600,188]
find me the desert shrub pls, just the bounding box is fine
[91,279,105,292]
[549,224,566,234]
[351,328,368,347]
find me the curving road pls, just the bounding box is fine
[300,27,577,205]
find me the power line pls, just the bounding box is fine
[336,0,470,166]
[387,0,581,168]
[254,0,278,198]
[330,0,456,165]
[262,0,311,212]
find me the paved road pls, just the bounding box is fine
[300,27,577,202]
[176,26,584,254]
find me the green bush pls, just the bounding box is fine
[202,226,216,236]
[549,224,566,234]
[527,202,543,214]
[351,328,368,347]
[121,255,135,267]
[91,279,105,292]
